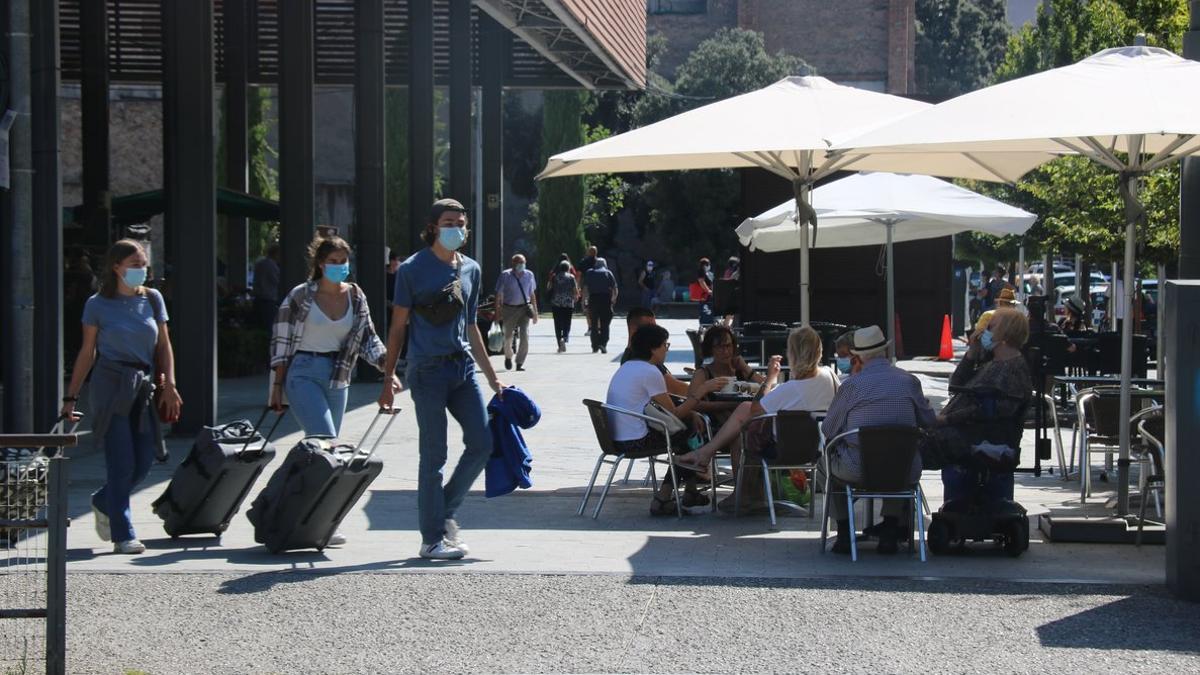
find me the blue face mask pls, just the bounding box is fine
[514,263,526,274]
[980,329,996,352]
[324,262,350,283]
[122,267,147,288]
[438,226,467,251]
[836,356,852,374]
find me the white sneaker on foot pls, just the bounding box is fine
[114,539,145,555]
[92,504,111,542]
[419,539,465,560]
[444,518,469,555]
[327,531,347,547]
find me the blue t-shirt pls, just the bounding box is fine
[81,289,169,367]
[393,248,480,360]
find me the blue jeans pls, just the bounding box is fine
[92,409,157,542]
[407,355,493,545]
[285,352,349,438]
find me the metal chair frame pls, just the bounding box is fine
[579,399,683,520]
[1136,414,1166,547]
[735,411,822,527]
[818,427,928,562]
[1074,387,1161,502]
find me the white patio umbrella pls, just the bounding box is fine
[831,45,1200,516]
[736,172,1037,356]
[539,76,975,324]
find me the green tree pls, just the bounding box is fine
[966,0,1187,270]
[534,90,589,268]
[915,0,1010,99]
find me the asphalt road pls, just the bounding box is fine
[61,572,1200,674]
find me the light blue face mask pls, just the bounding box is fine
[980,329,996,351]
[439,226,467,251]
[514,263,526,274]
[836,356,852,374]
[122,267,147,288]
[323,262,350,283]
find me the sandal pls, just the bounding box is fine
[672,456,709,474]
[649,495,680,517]
[682,491,710,507]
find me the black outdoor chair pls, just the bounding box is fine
[1073,386,1161,502]
[819,425,928,562]
[735,410,822,527]
[579,399,683,520]
[1136,412,1165,547]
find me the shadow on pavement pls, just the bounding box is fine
[1036,594,1200,652]
[215,557,492,594]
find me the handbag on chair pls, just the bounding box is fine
[643,400,687,436]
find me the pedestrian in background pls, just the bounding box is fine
[578,245,598,336]
[548,260,580,352]
[585,257,618,354]
[693,257,715,326]
[379,198,506,560]
[722,256,740,281]
[63,239,182,555]
[638,260,657,308]
[386,251,402,304]
[252,243,281,329]
[495,253,538,371]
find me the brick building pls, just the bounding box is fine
[647,0,916,93]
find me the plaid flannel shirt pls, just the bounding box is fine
[270,281,387,389]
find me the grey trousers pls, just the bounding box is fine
[499,304,532,366]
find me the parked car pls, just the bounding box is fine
[1051,271,1108,290]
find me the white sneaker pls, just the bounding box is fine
[114,539,146,555]
[327,531,347,547]
[419,539,466,560]
[444,518,469,555]
[92,504,111,542]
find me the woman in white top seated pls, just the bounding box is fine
[605,324,726,516]
[675,326,838,512]
[269,234,400,439]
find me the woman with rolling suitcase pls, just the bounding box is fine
[62,239,182,554]
[268,233,401,546]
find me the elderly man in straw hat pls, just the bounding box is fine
[820,326,936,555]
[973,286,1021,338]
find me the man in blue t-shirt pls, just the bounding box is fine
[380,198,506,561]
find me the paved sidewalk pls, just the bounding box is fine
[27,316,1195,673]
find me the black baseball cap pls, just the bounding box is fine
[429,198,467,223]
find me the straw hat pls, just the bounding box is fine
[997,287,1018,305]
[849,325,889,355]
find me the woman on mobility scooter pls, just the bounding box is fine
[923,307,1033,556]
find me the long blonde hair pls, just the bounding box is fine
[98,239,148,299]
[786,326,823,379]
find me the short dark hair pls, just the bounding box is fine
[389,251,402,262]
[626,306,656,326]
[629,324,669,360]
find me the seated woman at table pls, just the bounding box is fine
[675,326,839,513]
[690,325,766,427]
[606,323,727,515]
[922,307,1033,469]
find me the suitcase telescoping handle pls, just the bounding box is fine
[240,407,287,456]
[350,407,402,465]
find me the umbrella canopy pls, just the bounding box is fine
[538,75,944,323]
[736,172,1036,357]
[63,187,281,227]
[735,172,1037,252]
[831,45,1200,517]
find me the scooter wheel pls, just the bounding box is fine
[1003,520,1025,557]
[927,518,952,555]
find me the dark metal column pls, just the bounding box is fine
[1181,2,1200,278]
[448,0,472,206]
[355,0,387,334]
[479,13,507,285]
[3,0,34,433]
[31,0,62,432]
[224,0,250,290]
[408,0,435,251]
[279,0,316,290]
[162,0,217,433]
[80,0,110,248]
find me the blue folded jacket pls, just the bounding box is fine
[485,386,540,497]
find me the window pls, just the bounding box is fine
[647,0,707,15]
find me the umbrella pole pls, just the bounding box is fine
[793,177,810,325]
[886,221,896,361]
[1116,169,1141,517]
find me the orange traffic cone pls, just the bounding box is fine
[938,314,954,361]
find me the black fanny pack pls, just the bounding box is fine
[412,263,465,326]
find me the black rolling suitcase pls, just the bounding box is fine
[152,409,283,538]
[246,408,398,553]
